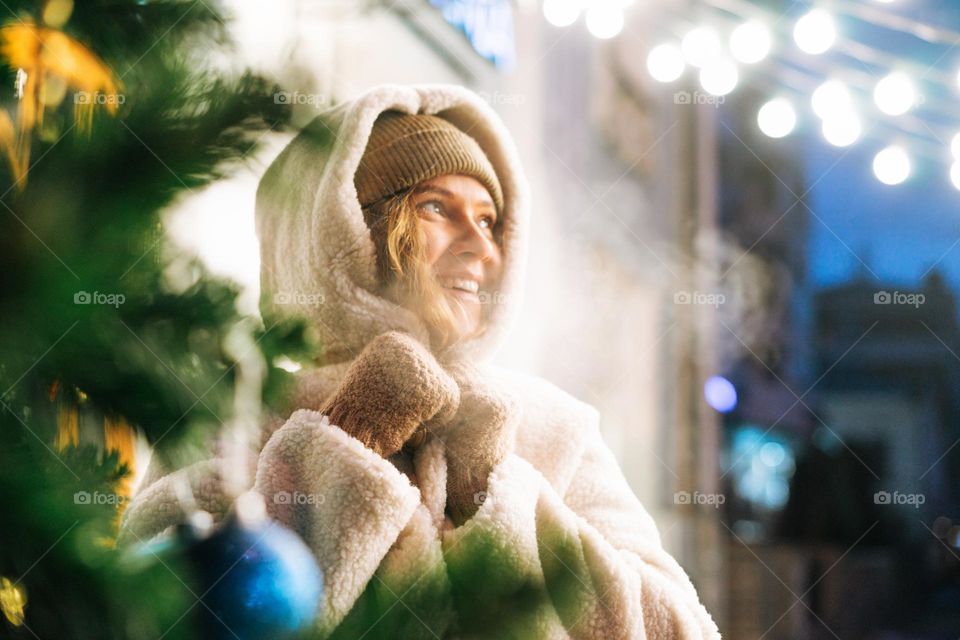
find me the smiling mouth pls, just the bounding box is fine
[438,276,480,294]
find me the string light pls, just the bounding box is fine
[812,80,853,120]
[730,21,771,64]
[647,43,685,83]
[822,110,862,147]
[585,5,624,39]
[542,0,579,27]
[682,27,722,68]
[874,72,916,116]
[700,58,739,96]
[757,98,797,138]
[873,145,911,185]
[794,9,837,54]
[587,0,959,190]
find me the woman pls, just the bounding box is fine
[119,84,722,639]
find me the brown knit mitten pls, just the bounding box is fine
[442,362,520,526]
[319,331,461,458]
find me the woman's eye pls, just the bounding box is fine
[417,201,444,216]
[479,215,496,231]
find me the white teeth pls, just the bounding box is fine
[440,277,479,294]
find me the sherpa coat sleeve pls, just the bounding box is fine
[116,407,425,638]
[253,409,426,638]
[441,378,723,639]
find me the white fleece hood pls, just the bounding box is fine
[255,84,530,364]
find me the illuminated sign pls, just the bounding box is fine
[429,0,516,71]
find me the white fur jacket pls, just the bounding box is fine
[118,84,722,639]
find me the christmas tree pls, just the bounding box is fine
[0,3,595,638]
[0,1,318,637]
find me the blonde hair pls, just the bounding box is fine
[362,186,501,353]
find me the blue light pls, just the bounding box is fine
[704,375,738,413]
[727,425,796,510]
[429,0,517,71]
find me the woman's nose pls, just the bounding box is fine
[451,213,498,262]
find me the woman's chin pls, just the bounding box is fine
[443,299,481,339]
[449,317,481,341]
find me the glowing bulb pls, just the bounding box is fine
[585,6,624,39]
[682,27,722,68]
[757,98,797,138]
[730,21,771,64]
[704,376,737,413]
[542,0,579,27]
[822,111,861,147]
[647,44,685,83]
[812,80,852,120]
[873,145,911,185]
[874,72,916,116]
[794,9,836,54]
[700,59,739,96]
[951,162,960,190]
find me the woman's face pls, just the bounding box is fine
[411,174,503,341]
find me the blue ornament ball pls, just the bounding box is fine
[159,493,324,640]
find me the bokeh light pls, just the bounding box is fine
[704,376,738,413]
[873,145,911,185]
[647,43,685,83]
[682,27,722,68]
[758,98,797,138]
[874,72,916,116]
[700,59,739,96]
[812,80,853,120]
[542,0,579,28]
[822,111,862,147]
[730,21,771,64]
[794,9,836,55]
[585,5,624,39]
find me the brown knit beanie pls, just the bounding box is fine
[354,111,504,212]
